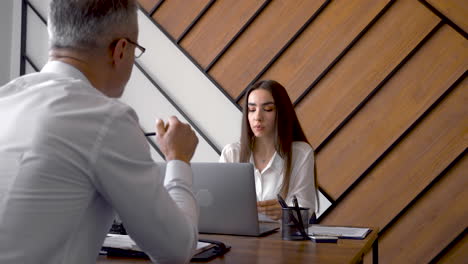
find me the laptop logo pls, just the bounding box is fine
[195,189,213,207]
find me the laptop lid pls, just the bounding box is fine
[159,162,277,236]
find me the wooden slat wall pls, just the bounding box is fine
[208,0,327,98]
[437,231,468,263]
[378,137,467,263]
[152,0,210,40]
[180,0,267,69]
[317,23,465,200]
[320,25,467,222]
[137,0,157,12]
[261,0,391,103]
[426,0,468,33]
[137,0,468,262]
[297,0,440,153]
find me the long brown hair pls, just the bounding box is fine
[239,80,317,203]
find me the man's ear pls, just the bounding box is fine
[111,39,127,66]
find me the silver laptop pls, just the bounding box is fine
[158,162,278,236]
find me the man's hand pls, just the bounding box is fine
[155,116,198,164]
[257,199,282,221]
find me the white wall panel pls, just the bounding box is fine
[136,11,242,151]
[25,60,36,75]
[26,7,48,69]
[28,0,50,20]
[9,0,22,79]
[0,0,13,85]
[317,192,331,218]
[122,66,220,162]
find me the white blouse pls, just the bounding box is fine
[219,141,316,215]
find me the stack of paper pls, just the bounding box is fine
[103,234,215,255]
[308,225,371,239]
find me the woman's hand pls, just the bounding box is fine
[257,199,282,221]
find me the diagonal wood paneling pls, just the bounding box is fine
[296,0,440,152]
[426,0,468,33]
[317,24,467,200]
[260,0,391,103]
[136,0,468,262]
[436,231,468,264]
[138,0,158,13]
[208,0,326,99]
[321,68,467,227]
[378,149,468,263]
[152,0,210,40]
[181,0,267,69]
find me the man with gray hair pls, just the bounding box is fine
[0,0,199,263]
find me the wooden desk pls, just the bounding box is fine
[97,227,378,264]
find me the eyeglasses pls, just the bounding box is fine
[124,38,146,58]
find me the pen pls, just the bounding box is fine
[144,132,156,137]
[277,194,289,208]
[293,195,310,240]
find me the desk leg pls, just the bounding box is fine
[372,239,378,264]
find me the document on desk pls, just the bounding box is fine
[308,225,371,239]
[103,234,215,255]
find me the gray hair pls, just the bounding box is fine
[48,0,138,50]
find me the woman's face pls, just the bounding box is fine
[247,89,277,139]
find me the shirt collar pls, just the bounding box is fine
[250,150,284,173]
[41,60,92,87]
[270,152,284,172]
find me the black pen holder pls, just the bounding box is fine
[281,207,309,241]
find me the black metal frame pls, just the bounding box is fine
[373,239,379,264]
[19,0,27,75]
[25,56,40,72]
[27,1,46,24]
[20,0,47,76]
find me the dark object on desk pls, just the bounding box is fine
[109,221,127,235]
[292,195,310,240]
[101,239,230,262]
[309,212,317,224]
[281,207,310,241]
[278,194,310,241]
[144,132,156,137]
[310,235,338,243]
[192,239,231,262]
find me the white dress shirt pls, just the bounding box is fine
[0,61,198,264]
[219,142,316,216]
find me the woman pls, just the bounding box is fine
[220,80,318,221]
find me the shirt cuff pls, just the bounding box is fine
[164,160,193,187]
